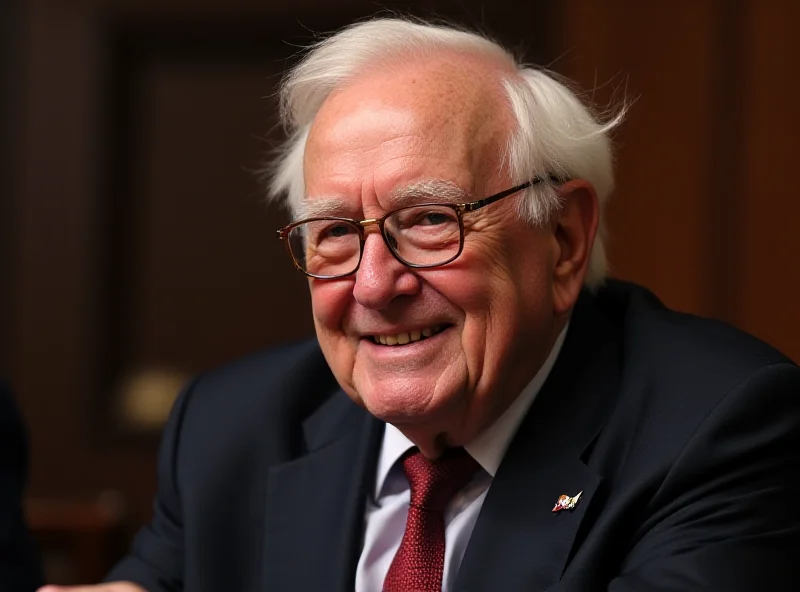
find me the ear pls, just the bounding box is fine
[551,180,599,315]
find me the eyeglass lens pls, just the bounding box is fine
[287,204,463,277]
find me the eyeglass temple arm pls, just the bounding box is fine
[461,174,561,213]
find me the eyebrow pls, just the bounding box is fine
[296,197,350,219]
[389,180,472,207]
[298,180,472,219]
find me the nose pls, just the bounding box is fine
[353,232,421,309]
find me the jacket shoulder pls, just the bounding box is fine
[586,281,800,486]
[170,339,340,458]
[192,338,335,404]
[597,280,794,384]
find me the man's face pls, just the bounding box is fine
[302,57,564,449]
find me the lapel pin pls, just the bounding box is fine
[552,491,582,513]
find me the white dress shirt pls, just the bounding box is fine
[355,326,568,592]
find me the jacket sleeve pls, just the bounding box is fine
[104,378,199,591]
[0,381,43,592]
[608,362,800,591]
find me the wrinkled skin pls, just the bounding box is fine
[303,53,598,457]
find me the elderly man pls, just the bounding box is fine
[42,18,800,592]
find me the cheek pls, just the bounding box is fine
[310,279,359,390]
[310,279,353,332]
[424,256,513,366]
[446,238,553,357]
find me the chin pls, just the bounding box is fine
[356,376,465,426]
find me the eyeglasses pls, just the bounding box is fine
[276,175,561,279]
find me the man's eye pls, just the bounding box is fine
[419,212,452,226]
[323,224,354,238]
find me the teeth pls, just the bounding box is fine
[372,325,444,346]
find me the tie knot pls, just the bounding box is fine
[402,447,480,512]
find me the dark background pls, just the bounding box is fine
[3,0,798,584]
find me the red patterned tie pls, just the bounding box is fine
[383,447,480,592]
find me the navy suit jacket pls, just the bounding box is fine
[0,382,43,591]
[108,281,800,590]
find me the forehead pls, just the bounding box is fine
[302,54,514,211]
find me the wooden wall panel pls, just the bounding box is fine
[557,0,799,361]
[14,0,108,495]
[0,0,18,374]
[127,58,306,368]
[96,25,317,432]
[738,0,800,360]
[557,2,718,317]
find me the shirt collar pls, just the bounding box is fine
[466,324,568,476]
[373,324,569,498]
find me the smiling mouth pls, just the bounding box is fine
[369,324,447,346]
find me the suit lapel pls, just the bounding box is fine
[261,391,382,592]
[456,293,622,591]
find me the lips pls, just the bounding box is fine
[369,324,447,346]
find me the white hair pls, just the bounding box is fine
[267,18,625,288]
